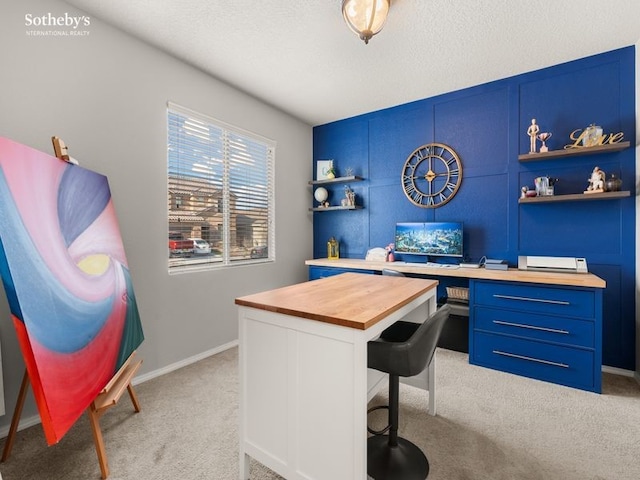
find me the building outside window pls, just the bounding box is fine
[167,103,275,272]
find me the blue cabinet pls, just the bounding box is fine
[469,280,602,393]
[308,265,375,281]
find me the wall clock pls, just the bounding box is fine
[401,142,462,208]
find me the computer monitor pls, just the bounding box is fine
[394,222,463,258]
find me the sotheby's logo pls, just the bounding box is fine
[25,12,91,37]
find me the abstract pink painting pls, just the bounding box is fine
[0,137,144,444]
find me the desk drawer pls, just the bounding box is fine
[473,281,595,318]
[474,306,594,348]
[472,332,597,392]
[308,266,374,281]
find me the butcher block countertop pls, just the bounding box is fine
[305,258,606,289]
[235,272,438,330]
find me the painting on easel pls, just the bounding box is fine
[0,136,144,445]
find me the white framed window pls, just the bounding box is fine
[167,102,275,272]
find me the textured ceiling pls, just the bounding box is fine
[63,0,640,126]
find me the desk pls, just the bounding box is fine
[305,258,606,288]
[235,273,438,480]
[306,259,606,394]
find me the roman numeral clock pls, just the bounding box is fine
[401,142,462,208]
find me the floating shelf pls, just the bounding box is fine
[309,175,363,185]
[518,141,631,162]
[518,191,630,204]
[309,205,363,212]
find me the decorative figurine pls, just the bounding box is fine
[385,243,395,262]
[327,236,339,259]
[344,185,355,206]
[527,119,540,153]
[585,166,605,194]
[521,186,528,199]
[537,132,552,153]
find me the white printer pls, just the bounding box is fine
[517,256,588,274]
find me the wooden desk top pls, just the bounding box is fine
[235,272,438,330]
[305,258,606,289]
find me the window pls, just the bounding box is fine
[167,103,275,272]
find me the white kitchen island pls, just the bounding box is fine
[235,272,438,480]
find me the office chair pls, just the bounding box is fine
[367,304,451,480]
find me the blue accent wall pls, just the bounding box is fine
[312,47,636,370]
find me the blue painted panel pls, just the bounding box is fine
[519,61,623,154]
[589,263,634,370]
[369,105,431,181]
[433,174,509,262]
[313,118,369,179]
[313,208,368,259]
[434,87,511,177]
[518,200,623,256]
[369,183,414,250]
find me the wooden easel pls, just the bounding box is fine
[51,136,79,164]
[1,352,143,479]
[87,352,143,479]
[1,137,143,479]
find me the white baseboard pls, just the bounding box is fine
[132,340,238,386]
[0,340,238,439]
[602,365,636,377]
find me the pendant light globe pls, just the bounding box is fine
[342,0,390,45]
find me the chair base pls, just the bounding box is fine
[367,435,429,480]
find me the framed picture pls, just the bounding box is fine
[316,160,334,180]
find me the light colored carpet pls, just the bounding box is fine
[1,347,639,480]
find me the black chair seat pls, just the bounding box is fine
[369,305,450,378]
[367,304,451,480]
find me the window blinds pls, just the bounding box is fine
[167,103,275,272]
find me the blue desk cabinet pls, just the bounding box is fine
[469,280,603,393]
[308,265,375,281]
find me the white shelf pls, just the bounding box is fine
[309,175,363,185]
[309,205,363,212]
[518,190,630,204]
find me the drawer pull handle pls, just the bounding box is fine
[492,350,569,368]
[492,320,569,335]
[492,294,570,305]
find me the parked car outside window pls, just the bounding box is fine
[250,245,268,259]
[190,238,212,255]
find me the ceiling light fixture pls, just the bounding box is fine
[342,0,390,45]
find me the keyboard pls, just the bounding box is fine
[410,262,460,269]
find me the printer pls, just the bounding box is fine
[517,256,588,274]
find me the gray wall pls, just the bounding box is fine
[0,0,312,431]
